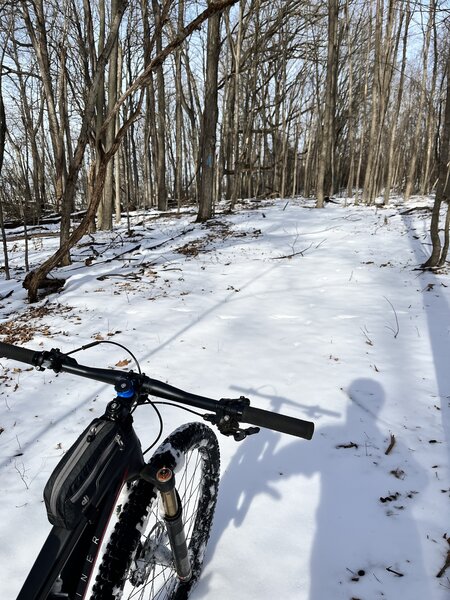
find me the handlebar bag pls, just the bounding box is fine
[43,417,134,530]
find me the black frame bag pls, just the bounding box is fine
[43,417,135,529]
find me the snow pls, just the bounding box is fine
[0,197,449,599]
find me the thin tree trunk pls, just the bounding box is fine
[345,0,355,201]
[93,0,106,232]
[0,71,9,279]
[420,11,438,196]
[58,44,71,264]
[384,2,410,205]
[422,48,450,268]
[404,0,435,201]
[152,0,168,211]
[99,0,120,230]
[114,43,123,223]
[362,0,382,205]
[230,0,245,208]
[316,0,338,208]
[175,0,185,208]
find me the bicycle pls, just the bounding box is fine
[0,340,314,600]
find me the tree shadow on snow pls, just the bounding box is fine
[401,211,450,464]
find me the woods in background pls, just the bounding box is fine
[0,0,450,298]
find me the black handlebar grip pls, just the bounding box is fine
[0,341,39,367]
[241,405,314,440]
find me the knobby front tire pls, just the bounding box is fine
[89,423,220,600]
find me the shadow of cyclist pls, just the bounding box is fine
[280,378,432,599]
[198,379,433,599]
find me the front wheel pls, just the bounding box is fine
[90,422,220,600]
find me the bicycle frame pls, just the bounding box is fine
[0,340,314,599]
[17,396,146,600]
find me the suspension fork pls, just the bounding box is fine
[145,465,192,582]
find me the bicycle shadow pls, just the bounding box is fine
[195,379,432,599]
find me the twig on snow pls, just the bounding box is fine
[336,442,359,449]
[14,460,29,489]
[385,433,396,455]
[386,566,404,577]
[384,296,400,338]
[273,242,313,260]
[437,541,450,578]
[361,326,374,346]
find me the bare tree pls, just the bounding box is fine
[422,43,450,269]
[197,4,222,222]
[0,29,10,280]
[152,0,169,211]
[404,0,436,201]
[22,0,240,301]
[98,0,122,230]
[316,0,338,208]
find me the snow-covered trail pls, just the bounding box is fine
[0,199,448,599]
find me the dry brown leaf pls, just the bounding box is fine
[115,359,131,367]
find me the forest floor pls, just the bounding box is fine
[0,196,449,600]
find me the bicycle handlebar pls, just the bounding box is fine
[241,405,314,440]
[0,341,314,441]
[0,342,38,366]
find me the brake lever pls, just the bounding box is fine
[34,348,78,372]
[204,413,260,441]
[229,426,260,442]
[203,398,260,442]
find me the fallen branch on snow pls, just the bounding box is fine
[385,434,396,455]
[273,242,313,260]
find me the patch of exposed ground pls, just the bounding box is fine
[0,303,73,344]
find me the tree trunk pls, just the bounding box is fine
[98,0,120,231]
[0,69,10,279]
[230,1,245,208]
[20,0,69,259]
[362,0,382,205]
[419,9,438,197]
[404,0,434,201]
[152,0,168,211]
[197,8,221,222]
[92,0,106,233]
[175,0,185,208]
[383,2,410,205]
[422,47,450,268]
[57,44,71,265]
[316,0,338,208]
[114,44,123,222]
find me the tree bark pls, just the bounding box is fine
[316,0,338,208]
[99,0,120,231]
[0,66,10,280]
[383,2,410,205]
[175,0,185,208]
[197,7,222,222]
[404,0,435,201]
[422,47,450,268]
[20,0,69,260]
[152,0,168,211]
